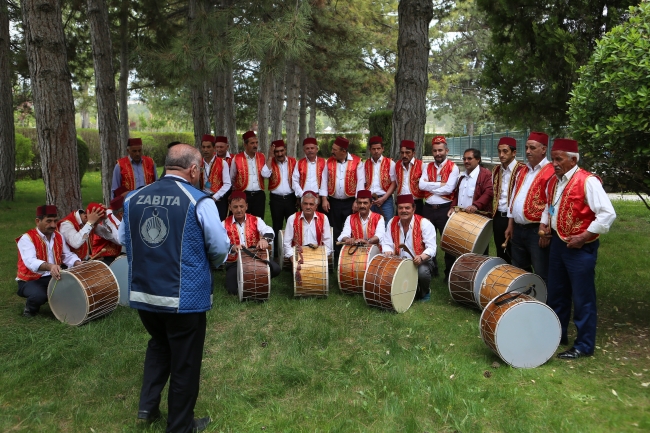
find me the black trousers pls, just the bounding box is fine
[216,190,231,221]
[138,309,206,433]
[245,190,266,220]
[414,198,424,217]
[423,202,453,279]
[493,212,511,264]
[269,193,296,258]
[225,259,281,295]
[327,196,355,263]
[17,277,51,314]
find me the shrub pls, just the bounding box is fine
[15,133,34,168]
[77,136,90,182]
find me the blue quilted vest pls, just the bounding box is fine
[124,177,213,313]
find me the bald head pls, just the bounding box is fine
[165,144,202,184]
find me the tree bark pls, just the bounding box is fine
[285,63,300,158]
[118,0,129,155]
[224,65,237,152]
[189,0,210,148]
[0,2,15,201]
[22,0,81,212]
[309,85,317,137]
[269,64,285,142]
[212,70,226,135]
[256,69,272,155]
[87,0,121,204]
[298,73,307,159]
[80,83,90,128]
[392,0,433,159]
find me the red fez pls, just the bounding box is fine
[396,194,414,205]
[229,191,247,202]
[498,137,517,148]
[303,137,317,146]
[303,191,319,198]
[334,137,349,150]
[272,139,285,149]
[552,138,579,153]
[527,131,549,146]
[86,202,106,214]
[36,205,57,216]
[357,190,372,200]
[113,186,128,197]
[368,136,383,145]
[242,131,256,141]
[215,136,228,144]
[110,196,125,211]
[432,136,447,145]
[201,134,216,143]
[127,138,142,147]
[400,140,415,150]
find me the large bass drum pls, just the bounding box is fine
[109,255,130,307]
[478,264,547,310]
[338,244,380,295]
[363,255,417,313]
[448,253,505,309]
[237,248,271,302]
[441,211,493,257]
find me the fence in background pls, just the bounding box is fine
[440,129,554,163]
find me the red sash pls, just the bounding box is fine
[395,159,425,199]
[491,161,525,217]
[268,157,297,191]
[424,160,455,200]
[233,152,266,191]
[350,212,382,240]
[390,215,425,256]
[57,211,90,259]
[292,212,325,247]
[364,157,392,192]
[16,229,64,281]
[200,156,225,192]
[327,155,361,197]
[224,214,261,262]
[511,163,555,223]
[117,156,155,191]
[298,157,326,190]
[546,168,600,243]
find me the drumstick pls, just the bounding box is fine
[455,206,491,216]
[501,236,509,249]
[90,248,107,260]
[398,243,415,260]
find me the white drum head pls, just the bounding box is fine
[472,256,506,304]
[109,255,130,307]
[508,273,548,303]
[236,250,245,302]
[390,259,418,313]
[471,219,493,254]
[48,272,89,325]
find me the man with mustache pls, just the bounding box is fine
[199,134,231,221]
[292,137,326,203]
[111,138,158,198]
[338,190,385,245]
[395,140,426,216]
[230,131,266,219]
[283,191,332,261]
[364,136,396,224]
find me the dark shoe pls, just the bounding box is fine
[192,416,211,432]
[22,308,36,318]
[137,408,162,422]
[420,293,431,302]
[560,336,568,346]
[557,347,591,360]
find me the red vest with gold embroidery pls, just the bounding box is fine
[16,229,64,281]
[350,212,382,240]
[268,157,297,191]
[327,155,362,197]
[390,215,425,256]
[511,163,555,223]
[117,156,156,192]
[364,157,392,192]
[91,215,122,258]
[57,211,91,259]
[224,214,261,262]
[395,159,425,199]
[233,152,266,191]
[424,160,455,200]
[297,157,326,190]
[292,212,325,247]
[200,156,226,193]
[491,161,526,217]
[546,168,600,243]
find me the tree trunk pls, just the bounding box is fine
[0,2,15,201]
[189,0,210,148]
[87,0,121,205]
[285,63,300,158]
[80,83,90,128]
[212,70,226,135]
[118,0,129,154]
[22,0,81,212]
[309,85,317,137]
[269,65,285,141]
[256,69,272,155]
[298,73,307,159]
[224,66,237,152]
[392,0,433,159]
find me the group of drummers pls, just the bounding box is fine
[16,130,616,361]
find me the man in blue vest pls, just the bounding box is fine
[119,143,229,433]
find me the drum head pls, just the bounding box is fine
[471,218,493,254]
[390,259,418,313]
[472,256,506,304]
[509,273,548,303]
[48,272,90,326]
[237,250,245,302]
[109,255,130,307]
[277,230,284,270]
[485,300,560,368]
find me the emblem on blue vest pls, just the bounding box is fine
[139,206,169,247]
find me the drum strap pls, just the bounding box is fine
[494,284,537,306]
[398,243,415,259]
[241,247,272,266]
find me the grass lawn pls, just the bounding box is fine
[0,172,648,432]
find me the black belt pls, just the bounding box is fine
[424,202,451,209]
[328,196,355,202]
[514,222,540,229]
[271,192,296,199]
[245,190,265,196]
[495,211,508,218]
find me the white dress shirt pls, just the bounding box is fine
[103,210,122,244]
[398,159,416,195]
[203,156,231,200]
[319,153,365,198]
[222,215,274,246]
[16,228,81,279]
[292,157,325,198]
[283,212,332,258]
[497,159,518,212]
[381,216,437,258]
[367,156,396,195]
[58,211,93,255]
[508,158,549,224]
[337,212,386,242]
[261,159,294,195]
[419,159,460,204]
[457,167,480,208]
[230,152,262,191]
[540,165,616,234]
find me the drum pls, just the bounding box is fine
[237,248,271,302]
[448,253,506,309]
[441,211,493,257]
[47,260,119,326]
[480,292,561,368]
[109,255,130,306]
[293,245,329,297]
[328,227,334,272]
[277,230,292,271]
[363,255,418,313]
[478,264,547,310]
[337,244,380,295]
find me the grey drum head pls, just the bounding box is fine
[473,256,506,302]
[236,249,245,302]
[110,255,130,306]
[470,219,493,254]
[48,273,90,326]
[509,273,547,303]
